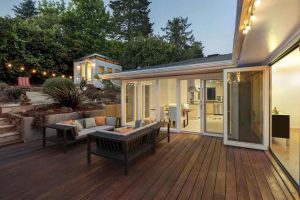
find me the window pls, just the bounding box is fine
[99,66,104,74]
[81,64,85,80]
[108,68,113,73]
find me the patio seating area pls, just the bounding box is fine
[0,134,298,200]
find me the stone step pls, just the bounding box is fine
[0,139,22,147]
[0,118,12,126]
[0,131,21,145]
[0,124,16,134]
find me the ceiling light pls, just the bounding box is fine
[254,0,262,7]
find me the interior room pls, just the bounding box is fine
[159,79,178,129]
[271,48,300,184]
[180,79,201,133]
[204,80,224,134]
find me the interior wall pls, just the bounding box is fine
[272,49,300,129]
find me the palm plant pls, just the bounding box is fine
[42,78,84,108]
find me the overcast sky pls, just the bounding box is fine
[0,0,237,55]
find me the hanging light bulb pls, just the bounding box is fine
[69,76,73,79]
[246,24,251,31]
[32,69,37,74]
[254,0,262,7]
[250,13,256,21]
[7,63,12,68]
[62,75,65,78]
[52,73,56,77]
[20,66,25,71]
[43,71,47,76]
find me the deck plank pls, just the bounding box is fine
[188,138,217,200]
[226,147,237,200]
[213,141,227,200]
[234,147,250,200]
[240,148,262,200]
[0,134,297,200]
[248,149,275,200]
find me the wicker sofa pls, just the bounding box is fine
[87,121,167,175]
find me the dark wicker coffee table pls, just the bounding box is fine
[43,124,76,153]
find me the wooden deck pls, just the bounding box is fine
[0,134,299,200]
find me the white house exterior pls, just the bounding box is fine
[102,0,300,189]
[73,53,122,85]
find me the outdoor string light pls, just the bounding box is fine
[242,0,261,34]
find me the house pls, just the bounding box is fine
[73,53,122,85]
[101,0,300,188]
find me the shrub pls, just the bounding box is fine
[42,78,84,108]
[82,85,103,101]
[1,87,23,103]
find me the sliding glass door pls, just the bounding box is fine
[224,66,269,150]
[204,80,224,135]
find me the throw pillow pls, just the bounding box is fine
[73,120,84,136]
[64,120,74,125]
[115,127,134,134]
[85,118,97,128]
[95,116,106,126]
[139,120,145,128]
[106,117,117,126]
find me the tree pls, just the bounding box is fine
[109,0,153,40]
[162,17,204,61]
[162,17,195,50]
[13,0,38,19]
[64,0,110,54]
[121,36,176,70]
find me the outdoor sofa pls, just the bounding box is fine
[87,121,169,175]
[43,116,120,152]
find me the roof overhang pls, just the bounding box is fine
[233,0,300,66]
[101,60,235,80]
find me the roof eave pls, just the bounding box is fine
[102,60,235,80]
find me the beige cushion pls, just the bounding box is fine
[73,120,84,135]
[85,118,96,128]
[76,129,95,139]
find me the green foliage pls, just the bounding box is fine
[162,17,204,61]
[13,0,38,19]
[109,0,153,40]
[121,36,176,70]
[0,87,23,102]
[42,78,84,108]
[0,0,206,83]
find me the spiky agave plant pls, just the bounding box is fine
[42,78,85,108]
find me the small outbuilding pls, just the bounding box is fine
[73,53,122,85]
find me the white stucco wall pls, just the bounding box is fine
[73,58,122,85]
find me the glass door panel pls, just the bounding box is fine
[224,67,269,149]
[141,80,156,122]
[180,79,201,132]
[159,79,178,129]
[125,81,138,126]
[204,80,224,134]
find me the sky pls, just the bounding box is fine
[0,0,237,55]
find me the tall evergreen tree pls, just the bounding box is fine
[109,0,153,41]
[161,17,195,50]
[13,0,38,19]
[162,17,204,60]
